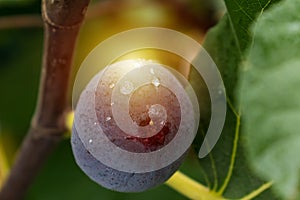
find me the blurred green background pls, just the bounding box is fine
[0,0,224,199]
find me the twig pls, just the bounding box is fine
[0,15,42,29]
[0,0,214,32]
[0,0,90,199]
[0,0,125,30]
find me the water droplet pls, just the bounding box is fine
[148,104,167,122]
[152,77,160,87]
[150,68,155,74]
[111,102,114,106]
[89,139,93,144]
[109,83,115,89]
[94,122,98,125]
[106,116,111,121]
[120,81,134,95]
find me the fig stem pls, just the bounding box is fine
[0,0,90,199]
[166,171,224,200]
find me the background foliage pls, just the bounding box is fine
[1,0,299,199]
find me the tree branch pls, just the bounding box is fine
[0,0,90,199]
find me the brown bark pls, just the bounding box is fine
[0,0,90,199]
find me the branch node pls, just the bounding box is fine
[41,0,88,30]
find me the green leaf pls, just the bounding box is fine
[197,19,277,196]
[224,0,275,52]
[192,0,282,199]
[238,0,300,199]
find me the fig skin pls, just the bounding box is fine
[71,125,188,192]
[71,60,195,192]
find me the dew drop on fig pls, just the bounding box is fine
[151,77,160,87]
[148,104,167,124]
[109,83,115,89]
